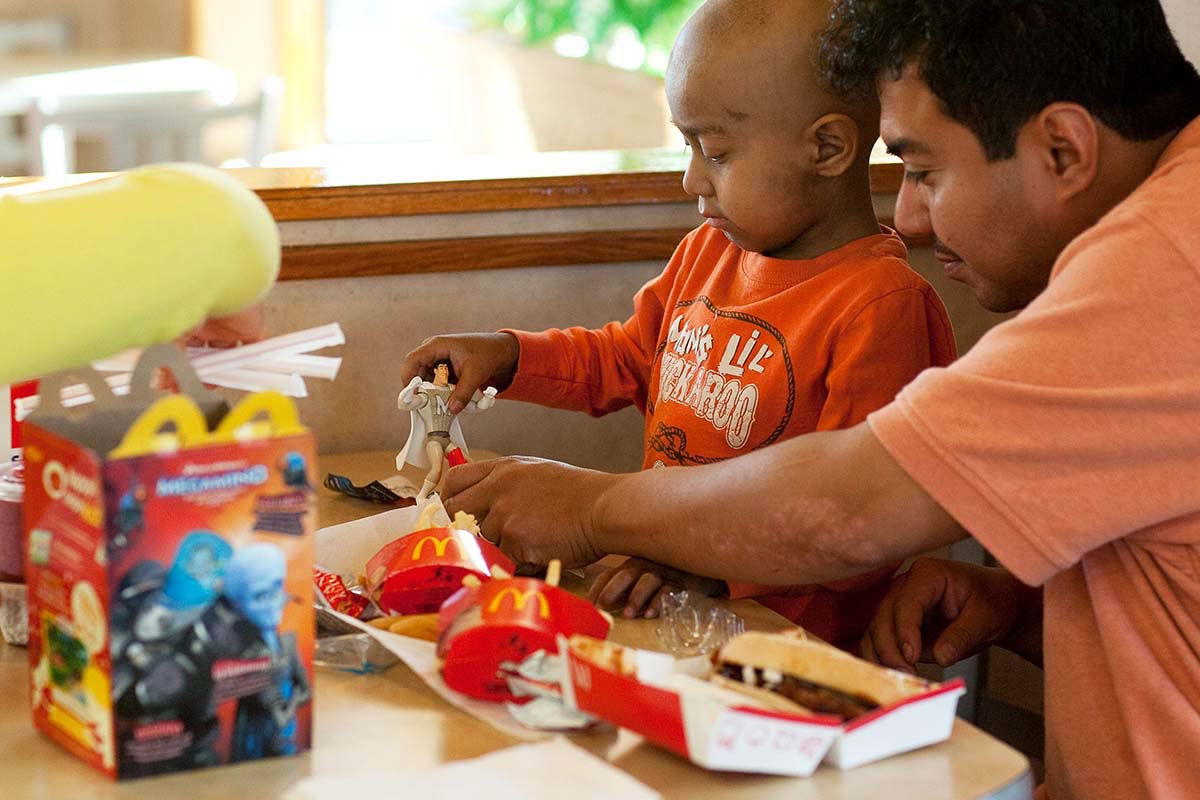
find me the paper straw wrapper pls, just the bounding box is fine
[16,323,344,419]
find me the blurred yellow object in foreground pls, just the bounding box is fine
[0,163,280,385]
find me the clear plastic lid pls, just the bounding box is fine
[0,462,24,503]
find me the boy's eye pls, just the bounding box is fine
[904,169,931,184]
[706,152,726,164]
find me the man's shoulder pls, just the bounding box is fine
[1064,155,1200,282]
[1100,136,1200,266]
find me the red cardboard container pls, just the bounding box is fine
[365,526,514,615]
[437,577,609,702]
[560,636,965,774]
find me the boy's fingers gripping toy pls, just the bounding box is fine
[0,163,280,385]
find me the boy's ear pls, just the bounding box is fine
[807,113,860,178]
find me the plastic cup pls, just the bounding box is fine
[0,462,24,581]
[0,581,27,645]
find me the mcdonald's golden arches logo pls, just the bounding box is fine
[487,587,550,619]
[411,535,463,560]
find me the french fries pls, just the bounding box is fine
[367,612,441,641]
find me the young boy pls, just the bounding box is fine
[401,0,956,648]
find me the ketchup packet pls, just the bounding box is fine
[314,566,371,618]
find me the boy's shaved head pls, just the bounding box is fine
[668,0,878,144]
[665,0,885,260]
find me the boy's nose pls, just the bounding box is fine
[893,180,932,239]
[681,158,713,198]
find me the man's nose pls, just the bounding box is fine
[893,179,932,239]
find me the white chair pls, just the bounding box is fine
[0,15,74,173]
[23,76,284,176]
[0,17,72,54]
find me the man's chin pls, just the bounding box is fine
[973,286,1026,314]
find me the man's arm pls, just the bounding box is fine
[444,422,967,585]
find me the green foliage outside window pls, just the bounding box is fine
[465,0,703,75]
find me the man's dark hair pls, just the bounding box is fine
[819,0,1200,160]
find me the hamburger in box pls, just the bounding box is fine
[437,576,610,703]
[561,631,965,775]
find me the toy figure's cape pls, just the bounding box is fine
[395,382,470,471]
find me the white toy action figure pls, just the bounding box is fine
[396,359,497,502]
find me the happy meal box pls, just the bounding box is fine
[437,576,610,702]
[21,347,315,779]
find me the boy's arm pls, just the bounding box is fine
[726,286,956,600]
[499,237,692,416]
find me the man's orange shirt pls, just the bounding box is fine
[504,224,955,642]
[870,116,1200,799]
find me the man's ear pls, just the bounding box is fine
[1031,103,1099,201]
[808,113,860,177]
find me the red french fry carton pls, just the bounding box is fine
[560,634,966,775]
[364,526,514,615]
[21,347,315,780]
[437,577,610,703]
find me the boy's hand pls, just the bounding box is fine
[588,557,727,619]
[401,333,519,414]
[860,558,1042,673]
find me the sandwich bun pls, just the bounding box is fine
[716,631,930,709]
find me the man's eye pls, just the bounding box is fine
[707,153,726,164]
[905,169,930,184]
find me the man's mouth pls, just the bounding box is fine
[933,242,966,279]
[703,214,728,231]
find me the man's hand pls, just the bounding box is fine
[401,333,519,415]
[180,305,266,348]
[158,304,267,391]
[861,558,1042,673]
[441,456,616,568]
[588,557,726,619]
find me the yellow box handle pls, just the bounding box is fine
[109,394,209,458]
[211,391,307,443]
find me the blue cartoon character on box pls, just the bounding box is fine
[280,451,312,490]
[111,480,146,551]
[224,543,311,759]
[112,531,257,775]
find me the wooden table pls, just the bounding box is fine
[0,452,1033,799]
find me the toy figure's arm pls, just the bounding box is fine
[397,376,427,410]
[461,386,499,414]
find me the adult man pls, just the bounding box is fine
[444,2,1200,797]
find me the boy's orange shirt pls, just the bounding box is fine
[504,224,956,643]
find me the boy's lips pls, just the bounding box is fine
[704,215,728,231]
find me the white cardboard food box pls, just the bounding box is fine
[559,635,965,775]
